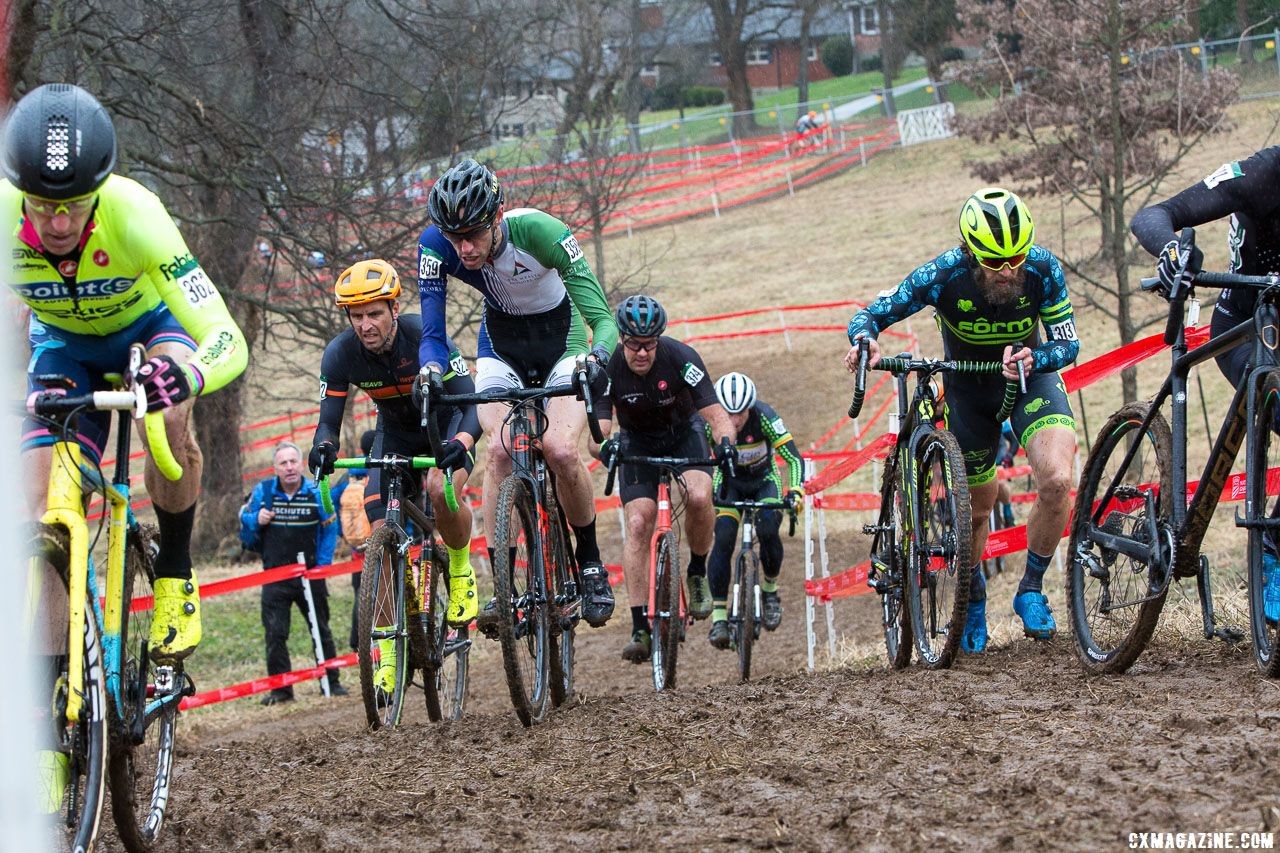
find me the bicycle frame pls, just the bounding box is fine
[648,473,686,626]
[1088,291,1280,580]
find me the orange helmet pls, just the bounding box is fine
[334,258,401,307]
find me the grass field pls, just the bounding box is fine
[185,94,1280,727]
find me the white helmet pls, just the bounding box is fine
[715,372,757,414]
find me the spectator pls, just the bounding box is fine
[240,441,347,705]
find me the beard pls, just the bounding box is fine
[975,266,1027,308]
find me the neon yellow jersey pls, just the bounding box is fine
[3,173,247,393]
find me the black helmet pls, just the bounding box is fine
[616,295,667,337]
[2,83,117,200]
[427,158,503,232]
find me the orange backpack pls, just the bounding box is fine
[339,475,372,549]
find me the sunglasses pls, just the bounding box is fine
[622,337,659,353]
[24,193,98,217]
[440,225,490,244]
[976,252,1028,272]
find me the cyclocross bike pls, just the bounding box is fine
[849,339,1020,669]
[711,495,799,682]
[318,450,466,728]
[24,342,193,853]
[427,356,604,727]
[1067,228,1280,676]
[603,449,723,692]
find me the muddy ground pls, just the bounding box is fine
[106,568,1280,853]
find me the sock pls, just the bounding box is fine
[1002,504,1015,526]
[446,544,471,576]
[969,566,986,603]
[711,603,727,623]
[687,551,707,577]
[761,574,779,593]
[631,605,647,633]
[1018,550,1052,595]
[572,519,601,565]
[152,503,196,580]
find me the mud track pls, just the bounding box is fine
[142,587,1280,851]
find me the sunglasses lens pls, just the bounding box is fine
[979,252,1027,271]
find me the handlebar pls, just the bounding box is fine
[713,497,800,536]
[573,354,606,445]
[848,338,870,419]
[24,343,183,481]
[317,454,457,515]
[602,453,720,497]
[847,352,1024,425]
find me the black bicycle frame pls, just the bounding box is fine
[1088,279,1280,579]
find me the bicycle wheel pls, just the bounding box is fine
[356,526,416,729]
[422,544,468,721]
[492,476,550,727]
[875,456,913,670]
[27,523,108,853]
[651,531,682,692]
[1066,402,1172,675]
[1247,369,1280,676]
[108,524,181,853]
[907,429,972,669]
[734,549,759,682]
[546,514,576,708]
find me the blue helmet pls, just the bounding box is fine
[616,295,667,337]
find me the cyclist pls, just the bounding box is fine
[309,259,481,695]
[1130,146,1280,621]
[593,295,737,661]
[4,83,247,664]
[417,158,618,629]
[844,187,1080,653]
[705,372,804,648]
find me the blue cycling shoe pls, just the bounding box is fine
[1264,553,1280,625]
[960,598,987,654]
[1013,591,1057,639]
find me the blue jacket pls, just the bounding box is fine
[239,476,338,569]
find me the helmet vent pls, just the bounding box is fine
[44,117,71,173]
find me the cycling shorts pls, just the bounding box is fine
[475,295,584,391]
[23,305,195,462]
[943,370,1075,487]
[618,419,712,505]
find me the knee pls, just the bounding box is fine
[485,441,511,471]
[713,516,738,550]
[1035,469,1073,506]
[626,511,654,542]
[541,436,579,474]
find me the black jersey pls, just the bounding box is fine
[601,337,717,436]
[847,245,1079,373]
[314,313,479,447]
[1131,146,1280,318]
[709,400,804,489]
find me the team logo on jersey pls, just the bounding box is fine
[159,253,198,281]
[13,277,134,300]
[560,234,584,263]
[93,250,109,267]
[682,363,705,387]
[957,299,975,313]
[58,260,78,277]
[419,253,442,280]
[1024,397,1050,414]
[12,247,41,261]
[658,380,668,391]
[1203,161,1243,189]
[197,329,238,368]
[1017,295,1029,308]
[513,259,531,276]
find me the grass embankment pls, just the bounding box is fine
[185,96,1280,725]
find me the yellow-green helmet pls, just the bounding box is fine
[958,187,1034,260]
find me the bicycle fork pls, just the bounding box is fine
[730,516,761,626]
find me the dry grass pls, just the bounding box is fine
[190,97,1280,715]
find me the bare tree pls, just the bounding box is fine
[951,0,1238,403]
[704,0,796,138]
[895,0,958,98]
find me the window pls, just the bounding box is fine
[708,51,723,66]
[499,123,525,139]
[531,84,554,98]
[640,63,659,78]
[746,45,772,65]
[859,6,879,35]
[807,44,818,62]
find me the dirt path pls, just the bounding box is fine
[124,565,1280,853]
